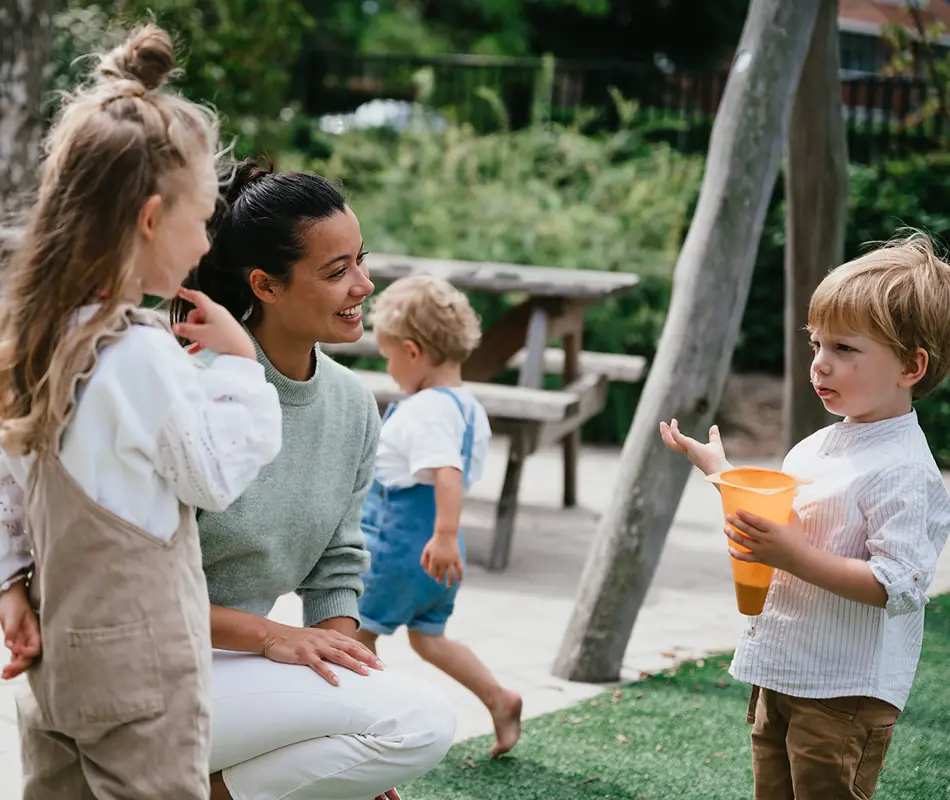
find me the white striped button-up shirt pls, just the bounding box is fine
[729,410,950,710]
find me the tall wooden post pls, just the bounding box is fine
[783,0,848,451]
[553,0,823,684]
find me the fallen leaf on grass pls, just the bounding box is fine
[705,751,729,764]
[616,734,633,744]
[655,744,663,752]
[460,757,478,770]
[612,689,622,702]
[582,776,601,784]
[636,691,645,699]
[716,679,729,688]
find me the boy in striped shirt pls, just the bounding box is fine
[661,231,950,799]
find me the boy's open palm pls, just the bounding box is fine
[421,536,464,587]
[172,287,256,361]
[0,585,41,680]
[659,418,727,476]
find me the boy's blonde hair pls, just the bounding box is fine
[0,24,219,456]
[369,274,482,364]
[808,231,950,398]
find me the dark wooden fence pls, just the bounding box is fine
[300,50,947,161]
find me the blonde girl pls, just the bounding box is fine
[0,25,281,798]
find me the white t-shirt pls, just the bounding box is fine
[374,387,491,489]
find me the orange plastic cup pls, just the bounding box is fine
[704,467,810,616]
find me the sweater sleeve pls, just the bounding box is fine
[0,455,30,585]
[297,394,379,628]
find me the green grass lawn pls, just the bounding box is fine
[405,595,950,800]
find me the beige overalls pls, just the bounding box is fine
[14,308,212,799]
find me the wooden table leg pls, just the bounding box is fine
[489,308,549,571]
[490,433,527,571]
[561,325,582,508]
[518,307,549,388]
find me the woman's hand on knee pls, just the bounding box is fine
[261,621,384,685]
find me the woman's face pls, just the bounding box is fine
[258,206,374,344]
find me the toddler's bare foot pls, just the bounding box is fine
[489,689,522,759]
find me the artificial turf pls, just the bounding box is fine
[404,594,950,799]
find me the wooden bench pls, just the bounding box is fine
[323,330,647,383]
[351,368,582,423]
[337,254,645,570]
[329,327,646,571]
[344,363,609,571]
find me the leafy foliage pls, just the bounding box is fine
[56,1,313,155]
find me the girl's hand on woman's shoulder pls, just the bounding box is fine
[172,287,256,361]
[261,621,384,685]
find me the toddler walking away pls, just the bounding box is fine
[661,232,950,800]
[354,275,523,759]
[0,25,281,799]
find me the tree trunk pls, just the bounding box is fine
[0,0,54,215]
[552,0,823,684]
[783,0,848,452]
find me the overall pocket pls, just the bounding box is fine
[61,619,165,737]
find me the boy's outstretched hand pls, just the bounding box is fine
[659,418,729,476]
[0,582,41,680]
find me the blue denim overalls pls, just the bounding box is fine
[358,387,475,637]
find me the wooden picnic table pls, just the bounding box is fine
[352,253,643,570]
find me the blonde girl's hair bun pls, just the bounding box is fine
[97,24,176,93]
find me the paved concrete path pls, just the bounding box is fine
[3,442,949,795]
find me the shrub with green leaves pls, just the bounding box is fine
[55,1,312,156]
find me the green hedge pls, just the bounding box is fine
[289,127,950,462]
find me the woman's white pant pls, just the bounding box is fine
[210,651,456,800]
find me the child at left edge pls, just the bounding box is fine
[353,274,523,759]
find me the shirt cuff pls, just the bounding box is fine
[0,553,33,587]
[301,588,361,629]
[869,559,930,618]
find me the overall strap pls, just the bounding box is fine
[430,387,477,484]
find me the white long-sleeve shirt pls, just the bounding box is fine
[729,410,950,710]
[0,315,282,584]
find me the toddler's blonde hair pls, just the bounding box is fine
[0,24,219,456]
[808,230,950,398]
[370,274,482,364]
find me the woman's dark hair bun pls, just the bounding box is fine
[219,158,274,205]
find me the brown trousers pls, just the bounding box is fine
[748,686,900,800]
